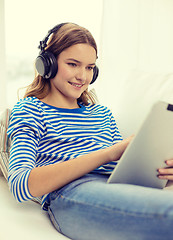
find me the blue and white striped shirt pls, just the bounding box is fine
[7,97,122,210]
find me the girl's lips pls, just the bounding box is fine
[68,82,84,88]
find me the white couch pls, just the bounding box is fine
[1,69,173,240]
[0,174,69,240]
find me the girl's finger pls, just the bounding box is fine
[166,160,173,166]
[158,174,173,181]
[158,168,173,175]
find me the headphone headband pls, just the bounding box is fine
[38,23,66,51]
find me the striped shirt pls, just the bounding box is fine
[7,97,122,210]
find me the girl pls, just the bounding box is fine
[7,23,173,240]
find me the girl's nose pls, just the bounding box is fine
[76,67,87,82]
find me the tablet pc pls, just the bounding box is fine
[107,101,173,188]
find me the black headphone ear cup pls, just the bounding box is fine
[35,51,58,79]
[90,66,99,84]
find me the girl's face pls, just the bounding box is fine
[49,43,97,108]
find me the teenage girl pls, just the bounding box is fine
[7,23,173,240]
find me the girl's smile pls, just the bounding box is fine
[68,81,84,89]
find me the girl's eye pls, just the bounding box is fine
[87,66,94,71]
[68,63,77,67]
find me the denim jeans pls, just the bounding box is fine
[47,173,173,240]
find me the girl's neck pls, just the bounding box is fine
[41,94,80,109]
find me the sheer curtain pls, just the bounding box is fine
[96,0,173,107]
[0,0,7,111]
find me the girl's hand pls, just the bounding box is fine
[158,160,173,180]
[108,135,134,163]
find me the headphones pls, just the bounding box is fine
[35,23,99,84]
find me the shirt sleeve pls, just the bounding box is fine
[7,101,44,202]
[108,109,123,143]
[93,107,123,174]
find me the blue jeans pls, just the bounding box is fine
[47,173,173,240]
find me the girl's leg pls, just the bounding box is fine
[47,174,173,240]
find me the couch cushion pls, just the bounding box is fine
[0,108,11,179]
[109,70,173,138]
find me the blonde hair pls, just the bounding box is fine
[24,23,98,105]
